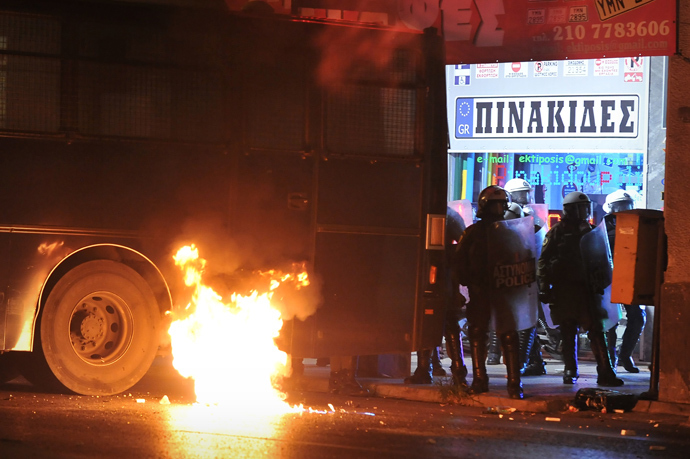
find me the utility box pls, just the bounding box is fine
[610,209,665,305]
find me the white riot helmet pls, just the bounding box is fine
[603,189,635,213]
[504,178,533,206]
[562,191,591,221]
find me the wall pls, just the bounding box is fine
[659,1,690,404]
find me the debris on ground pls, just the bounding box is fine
[484,406,517,415]
[572,388,637,412]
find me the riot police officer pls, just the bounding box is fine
[405,207,470,388]
[504,178,547,377]
[504,178,546,230]
[603,189,647,373]
[454,186,525,399]
[537,191,623,386]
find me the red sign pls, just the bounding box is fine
[225,1,676,65]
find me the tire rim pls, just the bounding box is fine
[68,291,134,365]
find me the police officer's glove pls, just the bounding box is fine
[538,290,554,304]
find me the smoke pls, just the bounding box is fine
[314,24,418,91]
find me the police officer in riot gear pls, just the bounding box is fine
[504,178,547,377]
[504,178,532,207]
[444,207,471,388]
[484,201,525,368]
[455,186,524,399]
[603,189,646,373]
[406,207,470,388]
[537,191,624,386]
[505,178,546,230]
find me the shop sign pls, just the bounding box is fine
[456,95,639,139]
[225,1,676,64]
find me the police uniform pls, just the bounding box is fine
[405,207,470,386]
[504,178,547,377]
[537,191,623,386]
[603,192,646,373]
[454,186,524,400]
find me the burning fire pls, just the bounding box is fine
[168,245,308,413]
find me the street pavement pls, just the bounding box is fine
[295,356,690,416]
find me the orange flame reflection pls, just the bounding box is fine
[169,245,305,413]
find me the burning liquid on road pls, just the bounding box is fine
[168,245,307,413]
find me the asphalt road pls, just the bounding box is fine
[1,357,689,458]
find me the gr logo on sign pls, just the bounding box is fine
[455,98,474,138]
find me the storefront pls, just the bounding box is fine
[446,56,667,226]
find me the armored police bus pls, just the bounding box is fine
[0,0,448,395]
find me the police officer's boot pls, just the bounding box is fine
[339,368,370,396]
[328,370,342,394]
[619,334,640,373]
[589,331,624,387]
[517,327,535,375]
[468,326,489,394]
[404,349,433,384]
[487,331,501,365]
[619,306,646,373]
[606,326,618,372]
[560,321,579,384]
[431,346,447,376]
[523,332,547,376]
[500,331,524,400]
[445,330,469,389]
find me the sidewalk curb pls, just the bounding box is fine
[633,399,690,416]
[366,382,570,413]
[295,376,690,416]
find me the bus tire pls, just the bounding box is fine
[39,260,160,396]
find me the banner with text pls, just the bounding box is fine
[235,1,677,65]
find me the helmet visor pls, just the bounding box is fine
[485,200,508,218]
[564,202,592,221]
[610,200,634,213]
[511,190,532,206]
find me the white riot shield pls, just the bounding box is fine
[488,217,539,333]
[580,223,622,330]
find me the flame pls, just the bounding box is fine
[168,244,305,413]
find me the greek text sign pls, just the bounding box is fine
[456,95,639,139]
[446,58,649,153]
[224,1,676,65]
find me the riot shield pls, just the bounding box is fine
[488,217,539,333]
[533,221,550,325]
[448,199,474,229]
[534,224,547,257]
[580,222,622,330]
[524,203,548,231]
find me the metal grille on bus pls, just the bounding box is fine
[76,63,224,142]
[0,11,225,143]
[326,85,416,157]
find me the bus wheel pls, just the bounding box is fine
[39,260,160,396]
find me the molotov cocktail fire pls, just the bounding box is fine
[168,245,309,413]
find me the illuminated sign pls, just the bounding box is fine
[456,95,639,139]
[446,59,649,153]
